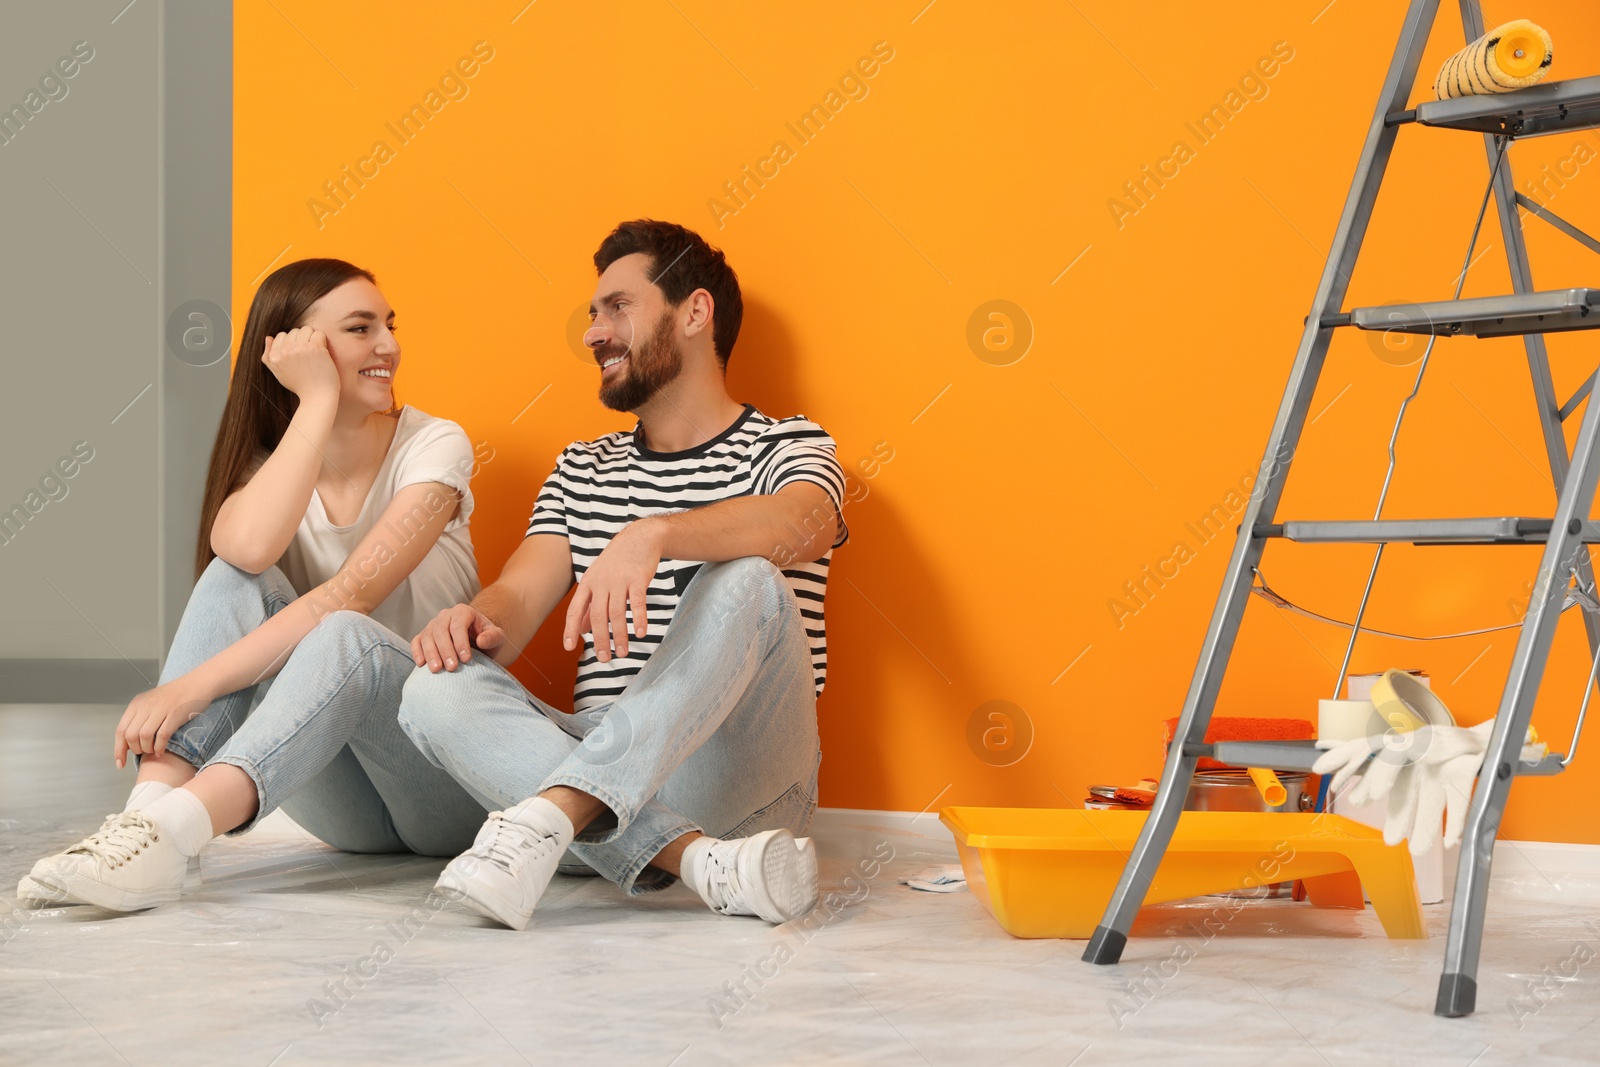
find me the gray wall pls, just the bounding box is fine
[0,1,230,701]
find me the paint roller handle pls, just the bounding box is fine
[1247,766,1288,808]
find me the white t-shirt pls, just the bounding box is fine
[272,406,481,640]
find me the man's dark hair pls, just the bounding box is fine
[594,219,743,367]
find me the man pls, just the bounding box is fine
[398,219,848,930]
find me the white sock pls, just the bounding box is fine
[510,796,576,845]
[682,835,720,897]
[141,788,216,858]
[124,780,173,812]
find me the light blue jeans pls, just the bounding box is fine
[156,558,487,856]
[398,556,822,894]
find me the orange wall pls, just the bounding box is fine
[234,2,1600,843]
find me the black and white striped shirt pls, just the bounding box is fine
[526,405,849,713]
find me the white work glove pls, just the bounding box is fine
[1312,733,1386,794]
[1396,720,1495,854]
[1315,721,1496,855]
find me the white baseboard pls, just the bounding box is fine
[813,807,945,835]
[1496,838,1600,868]
[1491,838,1600,901]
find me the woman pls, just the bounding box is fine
[20,258,489,911]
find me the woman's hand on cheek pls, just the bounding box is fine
[113,677,214,768]
[262,326,341,405]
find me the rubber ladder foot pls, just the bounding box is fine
[1435,972,1478,1017]
[1082,925,1127,965]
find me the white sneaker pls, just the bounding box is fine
[692,829,818,923]
[18,813,120,907]
[434,799,572,931]
[35,811,187,912]
[16,874,78,908]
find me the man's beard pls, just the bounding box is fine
[597,308,683,412]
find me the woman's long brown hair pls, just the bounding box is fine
[194,258,376,579]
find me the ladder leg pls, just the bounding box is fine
[1082,0,1443,966]
[1436,358,1600,1016]
[1458,0,1600,666]
[1437,0,1600,1017]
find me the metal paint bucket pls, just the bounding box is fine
[1184,768,1315,813]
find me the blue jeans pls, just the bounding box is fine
[157,558,487,856]
[398,556,822,895]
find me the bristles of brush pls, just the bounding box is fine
[1111,778,1159,805]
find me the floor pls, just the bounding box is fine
[2,705,1597,1066]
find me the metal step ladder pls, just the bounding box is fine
[1082,0,1600,1018]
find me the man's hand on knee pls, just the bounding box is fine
[563,521,661,662]
[412,604,505,673]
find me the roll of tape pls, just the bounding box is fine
[1371,668,1456,731]
[1318,699,1375,742]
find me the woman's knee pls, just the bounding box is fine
[194,556,292,602]
[195,555,254,591]
[313,608,388,639]
[298,610,409,666]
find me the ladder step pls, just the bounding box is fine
[1517,754,1568,776]
[1202,739,1324,772]
[1196,740,1568,777]
[1408,74,1600,139]
[1255,518,1600,544]
[1338,289,1600,338]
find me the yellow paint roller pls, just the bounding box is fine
[1247,766,1287,808]
[1434,19,1552,100]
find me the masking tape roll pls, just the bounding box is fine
[1318,698,1375,742]
[1434,19,1552,100]
[1371,668,1456,732]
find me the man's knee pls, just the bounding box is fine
[397,660,498,749]
[693,556,792,623]
[718,555,784,584]
[398,665,453,743]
